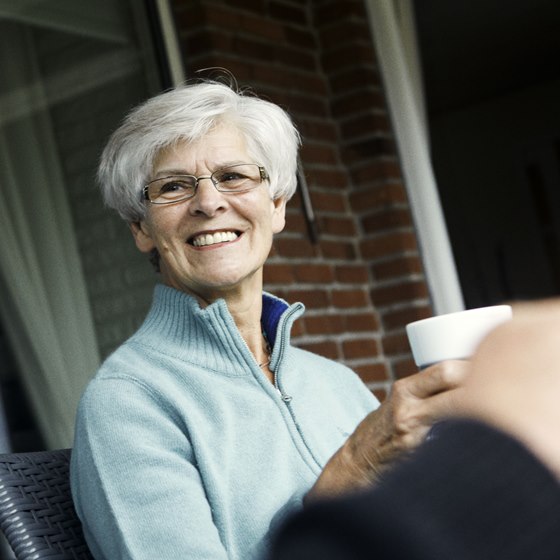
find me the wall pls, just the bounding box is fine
[170,0,432,398]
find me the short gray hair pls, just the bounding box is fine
[98,80,301,222]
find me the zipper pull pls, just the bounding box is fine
[275,386,292,403]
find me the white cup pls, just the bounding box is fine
[406,305,513,369]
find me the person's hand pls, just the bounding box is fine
[306,359,470,501]
[458,300,560,479]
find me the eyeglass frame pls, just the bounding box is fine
[142,163,270,205]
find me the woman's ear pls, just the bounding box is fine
[129,221,156,253]
[271,197,287,234]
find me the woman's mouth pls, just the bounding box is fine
[189,230,240,247]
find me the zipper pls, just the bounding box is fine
[266,302,323,472]
[271,304,302,404]
[278,390,292,403]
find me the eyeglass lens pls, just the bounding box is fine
[145,163,265,203]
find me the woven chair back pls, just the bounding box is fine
[0,449,92,559]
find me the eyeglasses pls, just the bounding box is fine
[143,163,269,205]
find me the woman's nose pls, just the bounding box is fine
[187,177,227,217]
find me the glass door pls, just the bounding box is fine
[0,0,168,452]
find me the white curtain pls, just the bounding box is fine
[365,0,464,314]
[0,22,100,449]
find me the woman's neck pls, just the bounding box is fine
[180,281,273,381]
[227,293,269,364]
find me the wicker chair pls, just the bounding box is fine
[0,449,93,559]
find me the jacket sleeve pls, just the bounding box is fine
[269,420,560,560]
[70,376,229,560]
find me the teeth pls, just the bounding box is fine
[192,231,238,247]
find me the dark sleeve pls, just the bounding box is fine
[268,420,560,560]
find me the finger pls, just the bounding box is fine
[397,360,470,399]
[417,384,468,422]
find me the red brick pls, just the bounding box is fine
[318,20,373,51]
[200,4,242,27]
[334,265,369,284]
[253,68,324,94]
[360,231,417,260]
[239,14,285,40]
[223,0,264,13]
[354,363,389,383]
[186,55,252,80]
[300,143,338,165]
[235,36,279,62]
[270,0,308,23]
[382,331,410,355]
[349,183,407,213]
[287,191,302,208]
[172,3,205,27]
[304,314,345,335]
[372,256,424,281]
[298,340,340,360]
[331,89,386,119]
[294,264,335,283]
[183,31,232,56]
[343,137,396,163]
[305,167,349,190]
[372,388,388,402]
[361,208,413,234]
[371,281,429,306]
[341,113,391,138]
[342,338,379,360]
[321,43,375,74]
[310,191,346,212]
[278,92,329,118]
[350,161,403,185]
[291,318,305,338]
[331,289,369,309]
[313,0,367,26]
[318,215,356,237]
[320,240,357,260]
[330,67,381,96]
[343,312,379,332]
[286,73,326,96]
[285,289,330,309]
[276,47,317,71]
[263,263,295,284]
[382,306,432,330]
[273,237,316,258]
[284,211,308,235]
[297,121,338,143]
[393,357,418,379]
[284,26,317,50]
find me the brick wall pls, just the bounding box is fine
[170,0,433,399]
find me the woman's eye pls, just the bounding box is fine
[219,172,245,182]
[161,181,187,193]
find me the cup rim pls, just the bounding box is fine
[406,304,512,331]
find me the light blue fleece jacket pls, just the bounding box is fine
[71,285,379,560]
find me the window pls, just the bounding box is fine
[0,0,172,450]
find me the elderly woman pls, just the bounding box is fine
[71,79,467,560]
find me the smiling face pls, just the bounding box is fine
[130,124,287,305]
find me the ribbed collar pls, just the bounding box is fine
[130,284,304,377]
